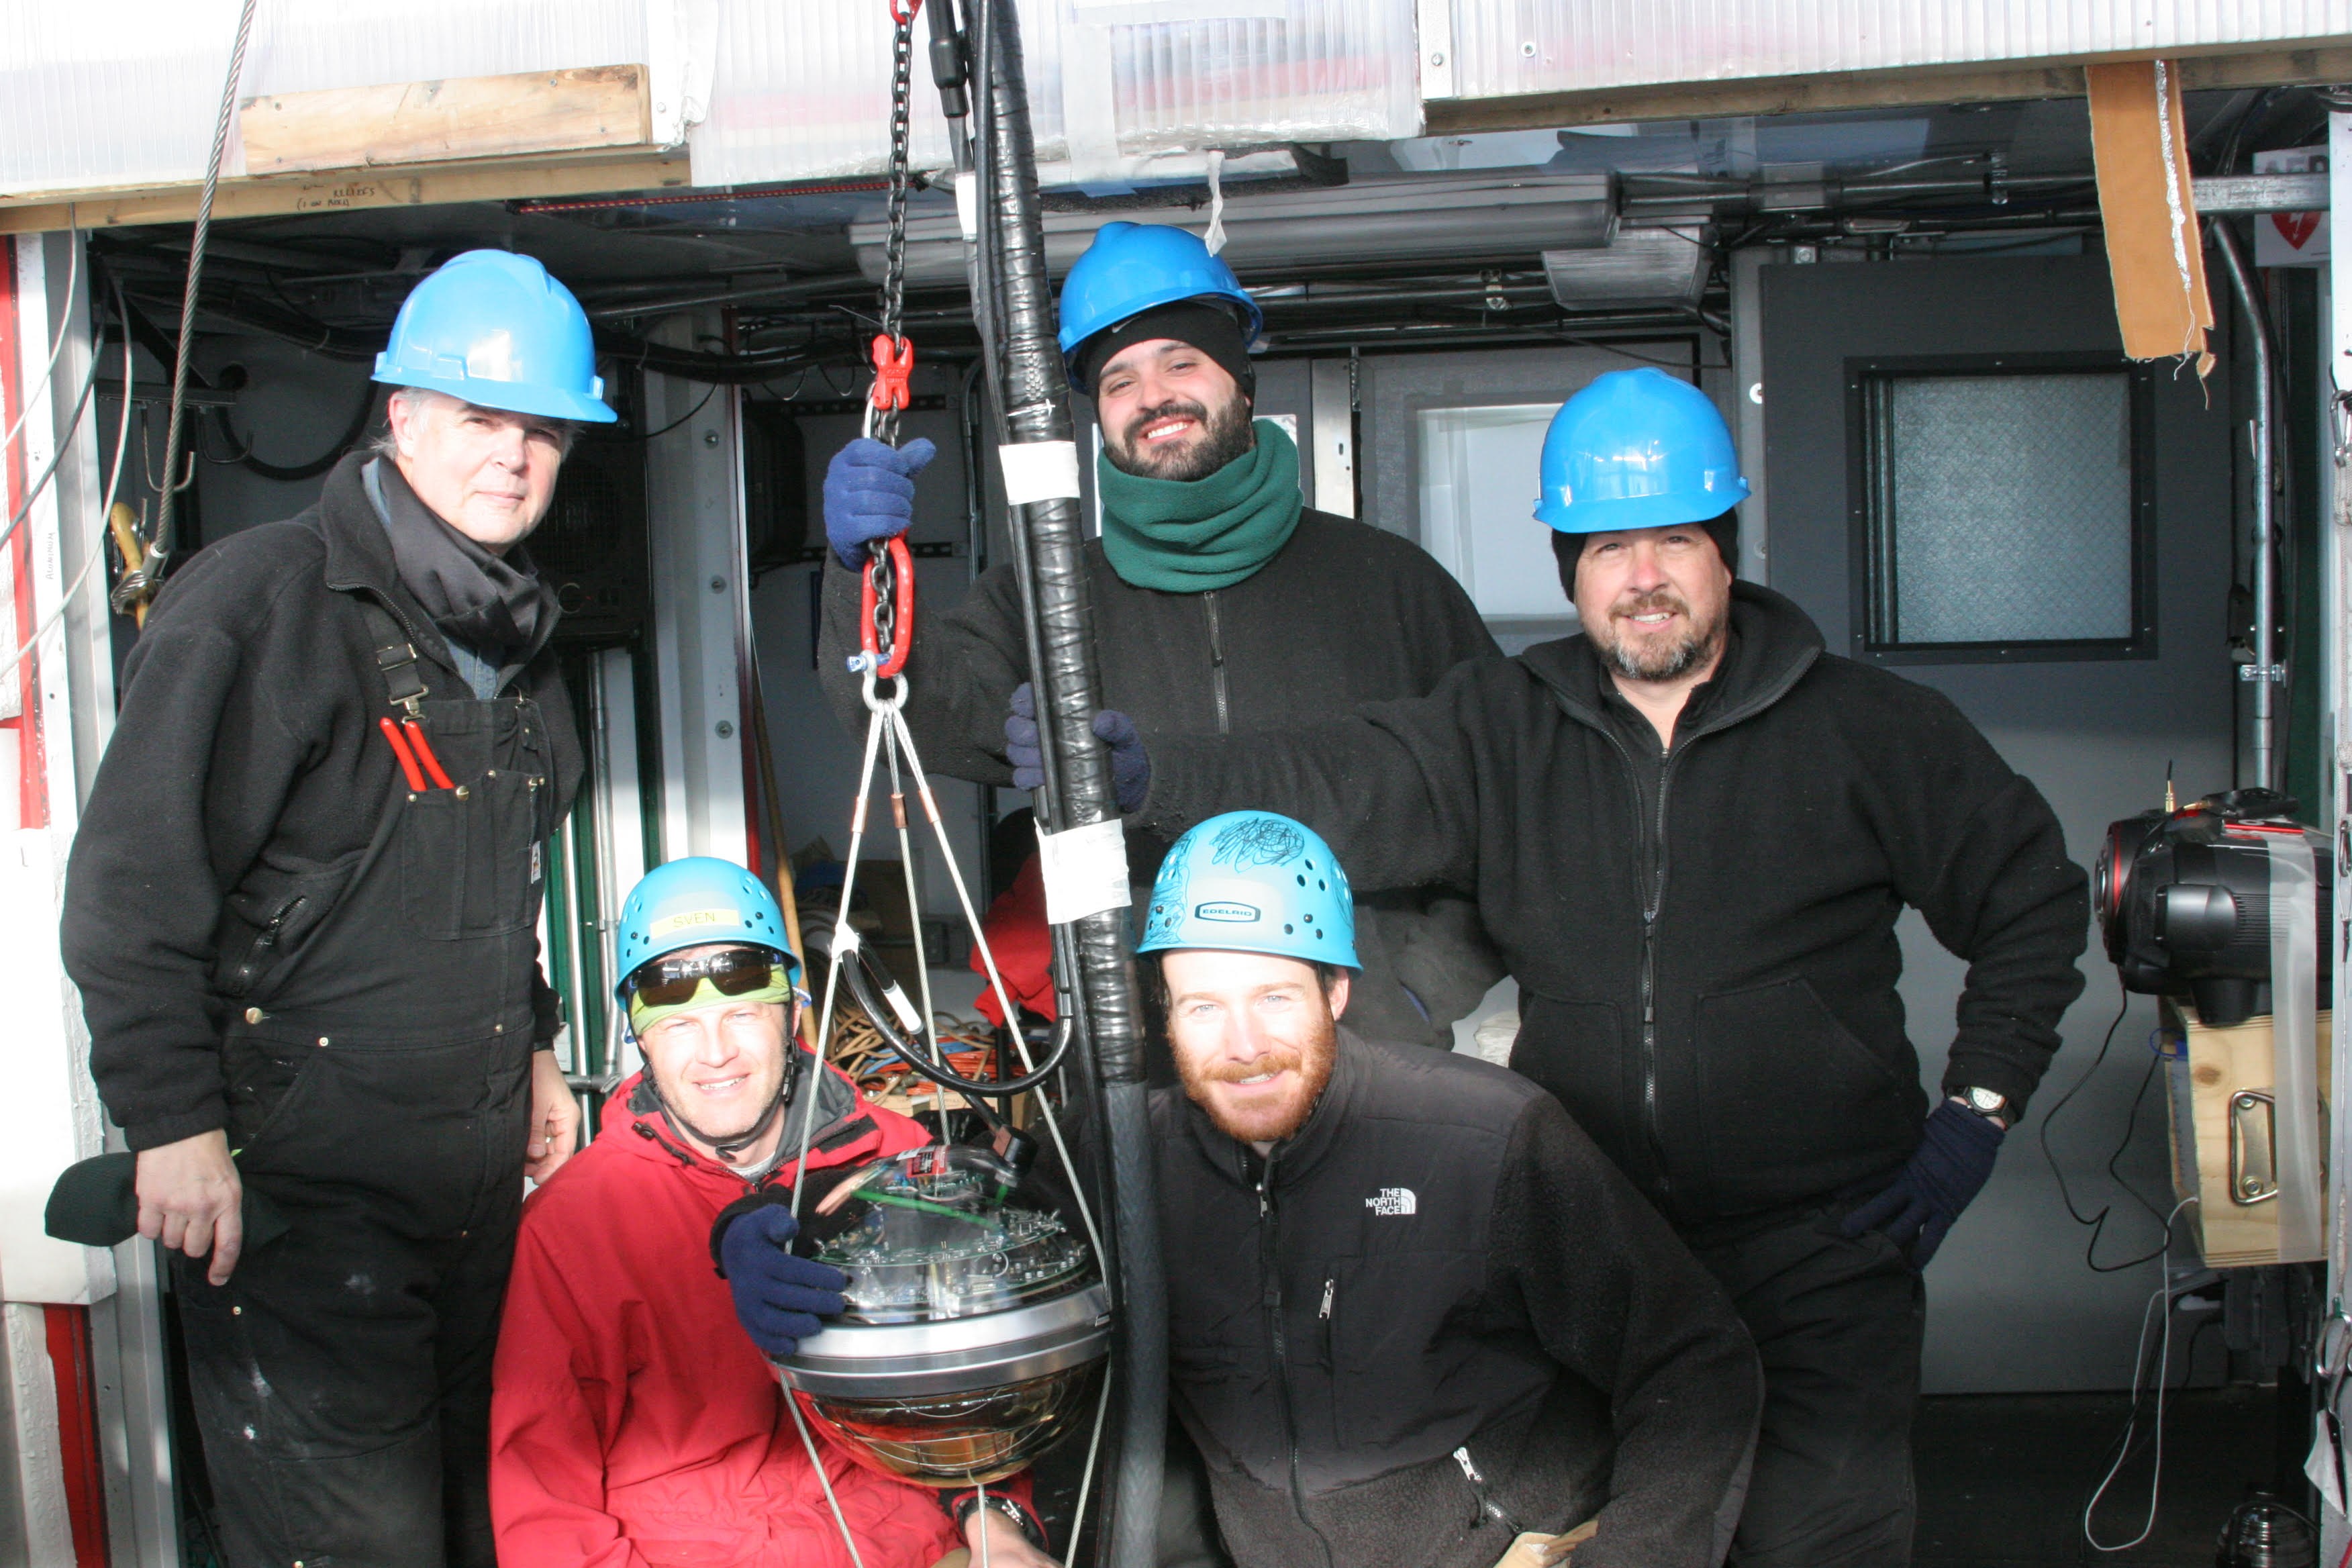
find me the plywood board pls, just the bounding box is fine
[2165,1001,2333,1269]
[240,65,652,176]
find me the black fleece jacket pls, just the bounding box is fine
[1138,583,2089,1226]
[819,509,1508,1045]
[1156,1030,1759,1568]
[62,454,581,1150]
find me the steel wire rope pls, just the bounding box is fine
[141,0,261,595]
[0,230,82,460]
[0,303,107,565]
[0,285,140,695]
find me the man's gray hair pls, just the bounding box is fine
[371,385,580,459]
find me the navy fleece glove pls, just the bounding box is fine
[1841,1099,2005,1268]
[717,1204,850,1358]
[823,436,937,569]
[1006,682,1149,812]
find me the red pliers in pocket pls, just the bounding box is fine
[379,715,456,792]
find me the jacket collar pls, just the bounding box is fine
[1518,579,1823,742]
[1182,1024,1370,1191]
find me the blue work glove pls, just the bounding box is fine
[1841,1099,2005,1269]
[822,436,937,570]
[715,1204,850,1359]
[1006,682,1150,813]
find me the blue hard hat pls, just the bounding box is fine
[1534,366,1748,533]
[1136,812,1358,969]
[1057,222,1263,390]
[614,856,801,1006]
[373,250,618,424]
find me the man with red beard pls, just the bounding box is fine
[1030,369,2089,1568]
[1138,811,1761,1568]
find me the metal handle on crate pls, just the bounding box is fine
[2228,1089,2333,1206]
[2231,1089,2278,1205]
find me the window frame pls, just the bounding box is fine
[1843,351,2159,667]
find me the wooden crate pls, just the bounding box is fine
[2163,1000,2333,1268]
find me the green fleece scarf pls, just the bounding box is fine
[1097,419,1304,592]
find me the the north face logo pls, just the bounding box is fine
[1365,1188,1416,1216]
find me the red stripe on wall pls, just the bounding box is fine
[42,1304,111,1568]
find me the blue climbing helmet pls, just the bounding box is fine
[373,249,618,425]
[1136,812,1358,969]
[1057,222,1263,391]
[1534,366,1748,534]
[614,856,802,1008]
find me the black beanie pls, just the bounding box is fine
[1549,507,1741,595]
[1073,300,1255,401]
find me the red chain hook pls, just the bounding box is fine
[888,0,922,22]
[869,333,915,413]
[860,535,916,681]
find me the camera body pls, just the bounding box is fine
[2096,788,2333,1028]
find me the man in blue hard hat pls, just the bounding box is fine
[63,248,615,1565]
[814,220,1506,1057]
[1138,810,1760,1568]
[1030,368,2090,1567]
[491,857,1056,1567]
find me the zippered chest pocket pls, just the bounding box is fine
[1324,1251,1491,1452]
[397,698,550,941]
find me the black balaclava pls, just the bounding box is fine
[369,457,558,658]
[1551,507,1741,603]
[1075,300,1256,401]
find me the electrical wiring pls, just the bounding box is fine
[0,311,108,566]
[0,230,82,460]
[2079,1196,2199,1554]
[2038,996,2183,1271]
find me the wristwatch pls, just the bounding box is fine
[1955,1086,2012,1125]
[941,1488,1048,1552]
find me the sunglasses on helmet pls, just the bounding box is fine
[623,946,789,1010]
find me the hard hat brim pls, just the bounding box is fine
[1534,477,1751,534]
[373,365,620,425]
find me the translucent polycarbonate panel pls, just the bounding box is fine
[1869,373,2135,647]
[691,0,1420,188]
[1416,402,1565,619]
[1436,0,2352,101]
[0,0,646,195]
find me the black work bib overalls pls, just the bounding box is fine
[173,588,573,1568]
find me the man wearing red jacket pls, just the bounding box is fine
[491,858,1053,1566]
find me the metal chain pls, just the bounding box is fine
[863,0,921,672]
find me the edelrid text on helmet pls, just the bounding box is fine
[1057,222,1264,391]
[1534,366,1748,534]
[374,250,619,425]
[615,857,802,1008]
[1136,811,1359,969]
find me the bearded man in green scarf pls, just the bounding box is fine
[816,222,1504,1060]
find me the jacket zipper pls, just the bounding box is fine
[1594,724,1683,1196]
[1205,590,1231,734]
[1257,1162,1333,1568]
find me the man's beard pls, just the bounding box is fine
[1178,1012,1338,1145]
[1592,589,1727,682]
[1104,393,1255,482]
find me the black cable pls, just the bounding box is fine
[596,381,719,444]
[2039,997,2181,1272]
[215,377,380,481]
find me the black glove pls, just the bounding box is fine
[1006,682,1150,813]
[714,1200,850,1358]
[1840,1099,2005,1268]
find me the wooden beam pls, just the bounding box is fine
[0,151,692,236]
[1425,40,2352,135]
[241,64,652,175]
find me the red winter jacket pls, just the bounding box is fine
[491,1064,994,1567]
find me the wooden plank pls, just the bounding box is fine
[240,65,652,176]
[2165,1003,2333,1269]
[1426,41,2352,136]
[0,152,691,236]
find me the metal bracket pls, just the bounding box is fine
[2241,664,2288,683]
[2232,1089,2279,1204]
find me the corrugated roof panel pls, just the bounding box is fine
[1436,0,2352,100]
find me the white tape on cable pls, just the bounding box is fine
[999,441,1082,506]
[1036,817,1130,926]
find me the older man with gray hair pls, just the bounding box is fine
[62,248,611,1566]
